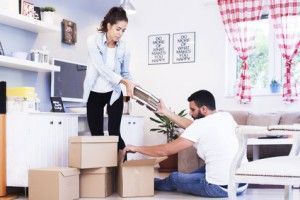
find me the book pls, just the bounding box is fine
[133,86,160,111]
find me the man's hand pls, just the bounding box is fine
[156,99,169,115]
[123,145,139,157]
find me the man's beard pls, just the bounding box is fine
[192,113,205,120]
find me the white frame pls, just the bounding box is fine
[51,58,86,103]
[172,32,195,64]
[148,34,170,65]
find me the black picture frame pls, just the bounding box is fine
[33,6,41,20]
[50,97,65,112]
[0,42,4,56]
[62,19,77,45]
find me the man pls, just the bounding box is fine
[123,90,247,198]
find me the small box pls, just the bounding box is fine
[80,167,114,198]
[29,168,79,200]
[69,136,118,168]
[117,157,167,197]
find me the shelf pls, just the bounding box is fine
[0,11,60,33]
[0,55,60,72]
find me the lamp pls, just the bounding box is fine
[120,0,136,15]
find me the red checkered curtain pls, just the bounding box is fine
[270,0,300,103]
[218,0,263,103]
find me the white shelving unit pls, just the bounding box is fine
[0,55,60,72]
[0,10,60,33]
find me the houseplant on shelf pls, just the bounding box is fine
[41,6,56,24]
[270,79,281,93]
[150,109,187,172]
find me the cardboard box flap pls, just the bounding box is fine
[122,158,157,167]
[69,136,119,143]
[81,167,112,174]
[153,156,168,164]
[31,168,80,177]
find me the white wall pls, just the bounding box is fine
[125,0,300,145]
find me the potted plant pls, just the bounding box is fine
[150,109,187,172]
[270,79,281,93]
[40,6,56,24]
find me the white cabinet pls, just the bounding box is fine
[120,116,144,160]
[6,112,78,187]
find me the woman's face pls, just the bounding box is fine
[107,20,128,43]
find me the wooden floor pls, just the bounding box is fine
[11,188,300,200]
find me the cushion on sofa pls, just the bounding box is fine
[247,113,281,126]
[226,110,249,125]
[279,112,300,125]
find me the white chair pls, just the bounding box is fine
[228,125,300,200]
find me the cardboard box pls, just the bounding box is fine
[80,167,114,198]
[69,136,118,169]
[117,157,167,197]
[29,168,79,200]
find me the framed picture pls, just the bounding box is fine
[172,32,196,64]
[33,6,41,20]
[62,19,77,45]
[50,97,65,112]
[19,0,35,18]
[148,34,170,65]
[0,42,4,56]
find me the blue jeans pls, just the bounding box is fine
[155,166,246,198]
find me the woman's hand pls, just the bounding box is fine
[121,79,135,97]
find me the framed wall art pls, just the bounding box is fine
[172,32,196,64]
[148,34,170,65]
[19,0,34,18]
[62,19,77,45]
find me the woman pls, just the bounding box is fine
[83,7,135,152]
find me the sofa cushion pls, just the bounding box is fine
[247,113,281,126]
[279,112,300,125]
[226,110,249,125]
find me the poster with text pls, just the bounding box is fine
[173,32,195,64]
[148,34,170,65]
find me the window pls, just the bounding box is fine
[226,15,300,96]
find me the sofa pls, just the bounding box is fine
[178,111,300,173]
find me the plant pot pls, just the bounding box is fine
[270,84,280,93]
[42,11,55,24]
[158,153,178,173]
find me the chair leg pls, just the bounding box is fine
[228,182,238,200]
[284,185,292,200]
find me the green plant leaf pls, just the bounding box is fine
[150,117,163,124]
[150,128,162,132]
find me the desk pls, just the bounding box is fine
[247,137,294,160]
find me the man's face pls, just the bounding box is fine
[189,101,205,120]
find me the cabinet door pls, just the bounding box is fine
[28,115,55,169]
[60,115,78,167]
[120,116,144,160]
[6,113,30,187]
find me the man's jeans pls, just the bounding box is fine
[154,166,246,198]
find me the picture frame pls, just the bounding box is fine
[172,32,196,64]
[50,97,65,112]
[148,34,170,65]
[62,19,77,45]
[19,0,35,18]
[0,42,4,56]
[33,6,41,20]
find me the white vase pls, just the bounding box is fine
[42,11,55,24]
